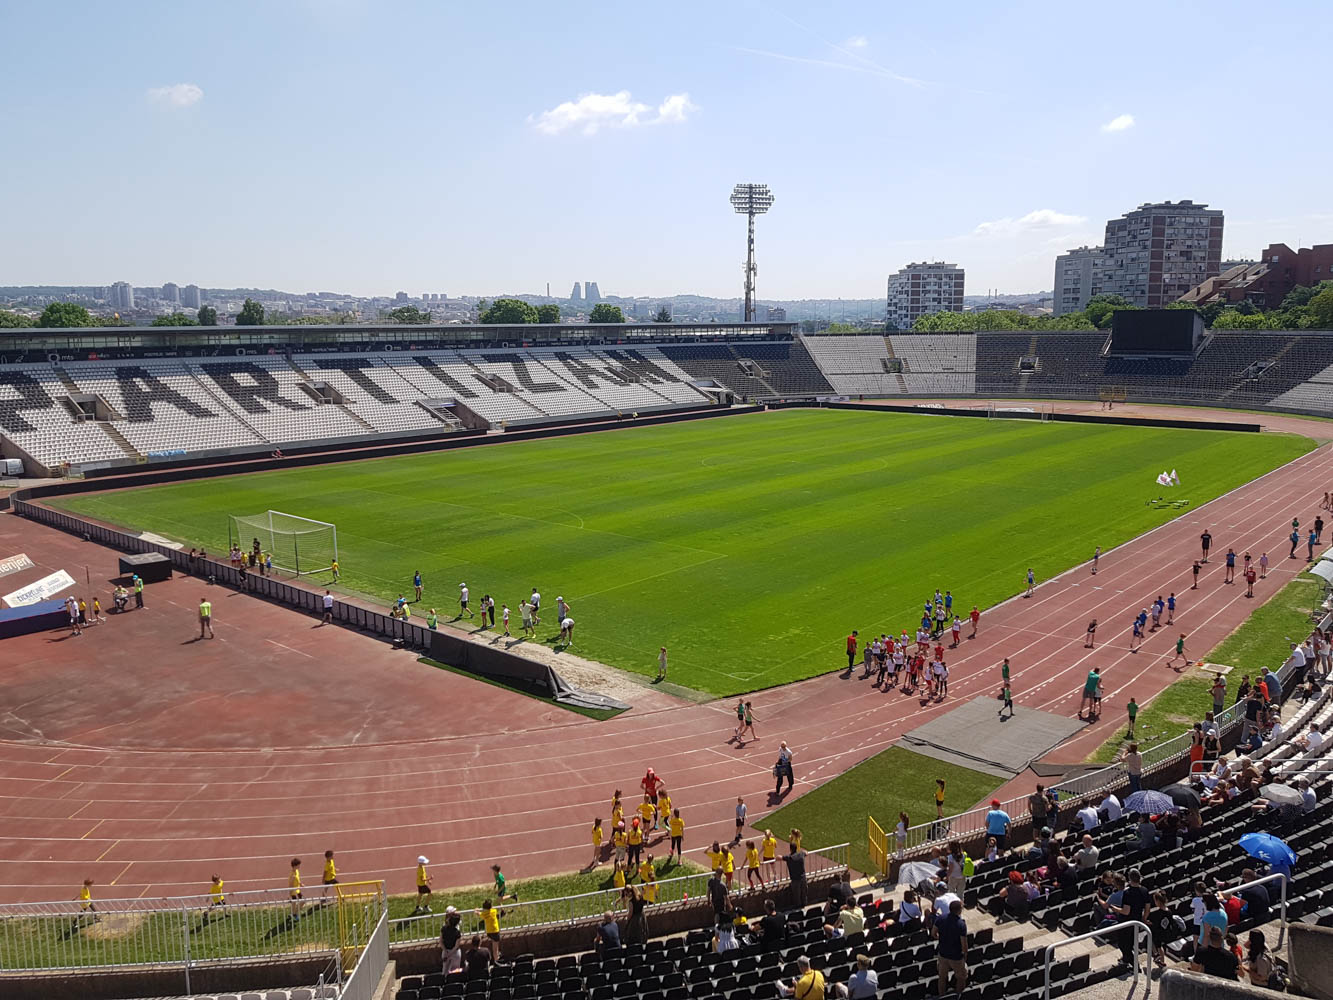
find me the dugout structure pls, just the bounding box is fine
[229,510,338,577]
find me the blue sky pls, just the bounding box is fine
[1,0,1329,299]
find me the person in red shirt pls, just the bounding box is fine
[934,642,945,662]
[970,606,981,638]
[1244,565,1257,598]
[640,769,661,801]
[845,631,859,670]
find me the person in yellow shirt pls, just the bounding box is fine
[935,777,947,819]
[626,819,644,873]
[612,858,626,890]
[640,855,658,903]
[669,808,685,863]
[789,828,803,852]
[198,596,213,639]
[323,850,338,885]
[610,791,624,830]
[761,829,779,881]
[720,845,736,888]
[413,855,433,915]
[480,898,503,962]
[705,840,723,873]
[74,878,97,926]
[612,823,627,868]
[637,795,655,830]
[288,858,303,918]
[91,596,105,623]
[655,790,671,832]
[590,818,604,869]
[208,874,226,915]
[744,840,764,889]
[330,559,340,581]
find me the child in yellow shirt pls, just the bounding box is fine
[669,808,685,863]
[706,840,723,873]
[720,845,735,887]
[590,818,604,868]
[761,829,778,881]
[612,859,626,889]
[655,790,672,832]
[640,855,658,903]
[612,823,627,867]
[637,795,656,830]
[744,840,763,888]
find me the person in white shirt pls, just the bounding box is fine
[458,583,473,619]
[1100,793,1123,822]
[1300,723,1324,752]
[1290,643,1307,669]
[321,590,334,624]
[897,889,922,923]
[1268,713,1286,744]
[1077,804,1100,831]
[933,890,961,918]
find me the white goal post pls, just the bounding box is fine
[229,510,338,577]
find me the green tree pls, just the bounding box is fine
[236,298,266,326]
[0,310,35,328]
[1309,286,1333,328]
[536,304,561,324]
[1211,309,1267,330]
[197,305,218,326]
[38,302,94,328]
[653,306,672,323]
[480,298,539,324]
[151,311,199,326]
[388,305,431,324]
[1083,294,1135,329]
[589,303,626,323]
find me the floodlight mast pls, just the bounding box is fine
[730,183,773,323]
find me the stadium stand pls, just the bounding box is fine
[12,328,1333,475]
[0,347,715,474]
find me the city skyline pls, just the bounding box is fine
[2,1,1330,298]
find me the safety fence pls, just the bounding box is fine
[10,499,435,650]
[870,630,1320,872]
[0,880,384,979]
[387,843,850,944]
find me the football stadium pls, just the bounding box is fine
[4,316,1333,998]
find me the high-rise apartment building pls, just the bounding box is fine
[1098,200,1223,307]
[161,282,180,304]
[569,282,582,302]
[109,281,135,310]
[1052,247,1105,316]
[585,282,601,303]
[181,284,202,309]
[885,262,964,330]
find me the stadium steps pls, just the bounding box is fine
[97,421,143,460]
[53,366,81,394]
[183,363,271,442]
[1216,335,1299,403]
[1015,335,1039,395]
[454,354,553,418]
[337,403,378,432]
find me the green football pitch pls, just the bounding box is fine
[53,409,1313,696]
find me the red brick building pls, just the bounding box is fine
[1179,243,1333,309]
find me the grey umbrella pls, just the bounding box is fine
[1260,783,1304,808]
[897,860,943,886]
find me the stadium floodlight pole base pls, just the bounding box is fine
[229,510,338,577]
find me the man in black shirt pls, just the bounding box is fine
[440,907,463,973]
[463,935,491,981]
[783,844,808,908]
[759,898,788,949]
[595,910,621,952]
[934,898,969,996]
[708,871,729,919]
[1232,869,1270,922]
[1200,530,1212,562]
[1191,926,1239,980]
[1112,868,1152,965]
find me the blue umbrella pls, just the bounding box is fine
[1239,832,1297,866]
[1124,789,1176,815]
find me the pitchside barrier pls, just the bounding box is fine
[387,843,850,945]
[868,631,1320,875]
[0,881,384,984]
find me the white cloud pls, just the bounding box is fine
[530,90,697,136]
[1101,113,1135,132]
[146,83,203,108]
[843,35,868,48]
[973,209,1087,236]
[656,93,698,124]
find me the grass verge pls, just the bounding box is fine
[418,656,626,721]
[1087,574,1320,764]
[758,747,1004,876]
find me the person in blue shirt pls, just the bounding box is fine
[1263,667,1282,703]
[413,570,423,602]
[985,800,1012,849]
[1308,530,1318,562]
[1290,529,1301,559]
[1167,593,1176,624]
[944,591,953,613]
[1225,548,1237,584]
[921,612,932,632]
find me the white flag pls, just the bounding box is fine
[1156,472,1173,486]
[1170,469,1181,485]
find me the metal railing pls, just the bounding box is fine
[0,881,384,976]
[1224,872,1290,948]
[387,843,850,943]
[882,630,1320,863]
[1044,920,1150,1000]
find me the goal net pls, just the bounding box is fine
[229,510,338,577]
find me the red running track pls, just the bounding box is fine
[1,442,1332,903]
